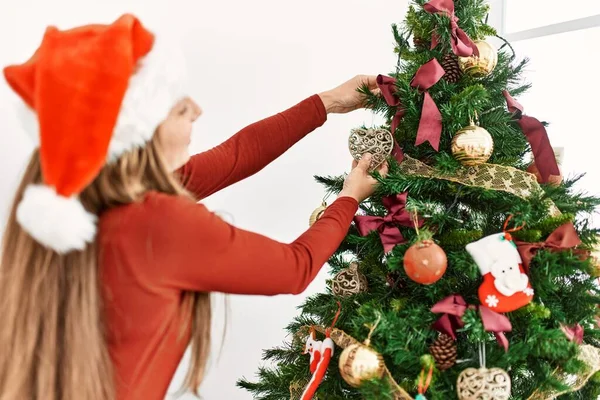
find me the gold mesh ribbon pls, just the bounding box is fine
[289,377,312,400]
[398,155,561,216]
[296,326,415,400]
[527,344,600,400]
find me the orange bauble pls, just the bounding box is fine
[403,240,448,285]
[526,162,563,186]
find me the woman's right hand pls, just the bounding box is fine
[338,154,388,203]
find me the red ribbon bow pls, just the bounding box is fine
[354,192,420,253]
[423,0,479,58]
[376,75,405,162]
[560,323,584,345]
[515,222,582,273]
[431,294,513,351]
[503,90,561,183]
[411,59,445,151]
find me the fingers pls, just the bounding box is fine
[361,75,379,90]
[377,161,389,178]
[356,153,372,171]
[352,159,358,169]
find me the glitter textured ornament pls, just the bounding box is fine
[451,123,494,166]
[458,40,498,77]
[338,342,386,387]
[456,367,511,400]
[331,262,368,297]
[403,240,447,285]
[309,201,327,226]
[348,128,394,171]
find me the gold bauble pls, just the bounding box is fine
[331,262,368,297]
[457,367,511,400]
[591,238,600,276]
[309,201,327,226]
[451,123,494,166]
[338,342,385,387]
[458,40,498,77]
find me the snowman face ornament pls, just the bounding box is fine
[466,232,534,313]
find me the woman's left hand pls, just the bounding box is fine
[318,75,380,114]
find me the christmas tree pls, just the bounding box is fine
[238,1,600,399]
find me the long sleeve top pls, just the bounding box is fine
[99,95,358,400]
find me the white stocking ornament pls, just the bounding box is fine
[466,232,534,313]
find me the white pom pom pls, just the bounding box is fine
[16,185,97,254]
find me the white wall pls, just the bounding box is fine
[0,1,403,399]
[1,2,597,400]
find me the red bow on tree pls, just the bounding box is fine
[411,59,445,151]
[503,90,561,183]
[560,323,584,345]
[354,192,420,253]
[431,294,513,351]
[423,0,479,57]
[376,75,405,162]
[515,222,582,272]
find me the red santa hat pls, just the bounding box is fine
[3,14,187,253]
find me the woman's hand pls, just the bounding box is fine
[338,154,388,203]
[318,75,380,114]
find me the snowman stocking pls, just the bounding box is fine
[466,232,534,313]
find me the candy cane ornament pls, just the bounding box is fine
[299,302,341,400]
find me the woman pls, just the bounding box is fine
[0,14,387,400]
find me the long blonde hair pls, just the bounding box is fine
[0,137,211,400]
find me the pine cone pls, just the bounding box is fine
[429,334,457,371]
[441,53,462,83]
[413,36,429,49]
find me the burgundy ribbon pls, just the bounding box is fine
[411,59,445,151]
[503,90,560,183]
[354,192,420,253]
[560,323,584,345]
[423,0,479,57]
[515,222,582,273]
[376,75,405,162]
[431,294,512,351]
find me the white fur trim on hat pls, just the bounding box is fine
[108,31,188,161]
[15,31,188,160]
[16,185,97,254]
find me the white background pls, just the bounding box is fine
[0,1,598,399]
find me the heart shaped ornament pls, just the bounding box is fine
[456,367,511,400]
[348,128,394,170]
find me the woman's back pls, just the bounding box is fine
[100,193,192,400]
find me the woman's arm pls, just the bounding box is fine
[141,192,358,295]
[177,95,327,200]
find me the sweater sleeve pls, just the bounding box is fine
[177,94,327,200]
[142,193,358,295]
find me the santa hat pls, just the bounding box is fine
[3,14,187,253]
